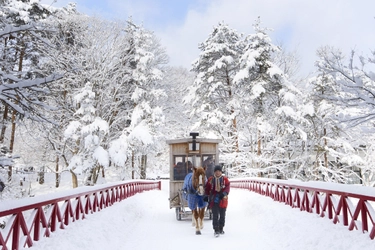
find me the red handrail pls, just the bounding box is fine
[0,180,161,250]
[231,178,375,240]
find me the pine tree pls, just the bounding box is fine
[189,21,244,165]
[231,17,313,178]
[120,20,166,179]
[64,82,109,187]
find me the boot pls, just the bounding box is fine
[219,226,225,234]
[214,227,220,237]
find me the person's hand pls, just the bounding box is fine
[221,192,228,199]
[219,192,227,199]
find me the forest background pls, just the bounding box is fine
[1,0,375,200]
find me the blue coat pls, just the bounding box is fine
[182,173,207,210]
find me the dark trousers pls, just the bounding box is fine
[211,203,226,230]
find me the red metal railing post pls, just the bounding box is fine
[361,200,369,233]
[342,196,349,226]
[12,214,20,250]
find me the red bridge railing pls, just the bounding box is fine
[231,178,375,240]
[0,180,161,250]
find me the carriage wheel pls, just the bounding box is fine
[176,207,182,221]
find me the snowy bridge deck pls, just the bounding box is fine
[1,179,375,250]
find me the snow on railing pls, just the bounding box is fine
[0,180,161,250]
[231,178,375,240]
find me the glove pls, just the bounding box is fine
[218,193,224,199]
[214,195,220,204]
[203,196,209,202]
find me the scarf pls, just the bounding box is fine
[214,176,222,192]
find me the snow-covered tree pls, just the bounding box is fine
[315,46,375,128]
[308,46,375,184]
[162,67,195,138]
[188,21,244,165]
[40,12,111,186]
[232,18,285,172]
[187,19,310,176]
[0,0,62,181]
[212,18,313,179]
[119,20,166,179]
[64,82,109,187]
[38,15,168,182]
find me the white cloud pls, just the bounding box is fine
[156,0,375,76]
[40,0,375,77]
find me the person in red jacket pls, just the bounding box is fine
[205,165,230,236]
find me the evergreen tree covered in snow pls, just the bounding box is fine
[64,82,109,186]
[188,18,319,178]
[3,1,375,201]
[31,14,168,183]
[189,21,244,165]
[119,20,166,179]
[234,18,310,176]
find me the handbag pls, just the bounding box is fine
[219,196,228,208]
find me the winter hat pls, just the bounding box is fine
[214,165,222,172]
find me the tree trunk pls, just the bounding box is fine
[85,168,93,186]
[55,155,60,188]
[132,151,135,179]
[7,166,12,182]
[231,117,240,168]
[8,104,17,182]
[257,129,261,169]
[38,166,45,185]
[226,71,240,167]
[232,117,239,153]
[7,100,17,182]
[257,129,261,155]
[8,42,25,181]
[0,106,8,143]
[0,37,10,143]
[9,108,17,153]
[358,169,363,184]
[140,155,147,179]
[93,166,100,185]
[70,170,78,188]
[323,128,328,169]
[315,148,321,180]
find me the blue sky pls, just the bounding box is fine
[41,0,208,30]
[40,0,375,77]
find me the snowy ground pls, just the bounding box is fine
[26,180,374,250]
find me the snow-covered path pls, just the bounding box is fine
[27,180,374,250]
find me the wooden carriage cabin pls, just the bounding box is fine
[167,133,221,209]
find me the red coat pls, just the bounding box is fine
[205,175,230,208]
